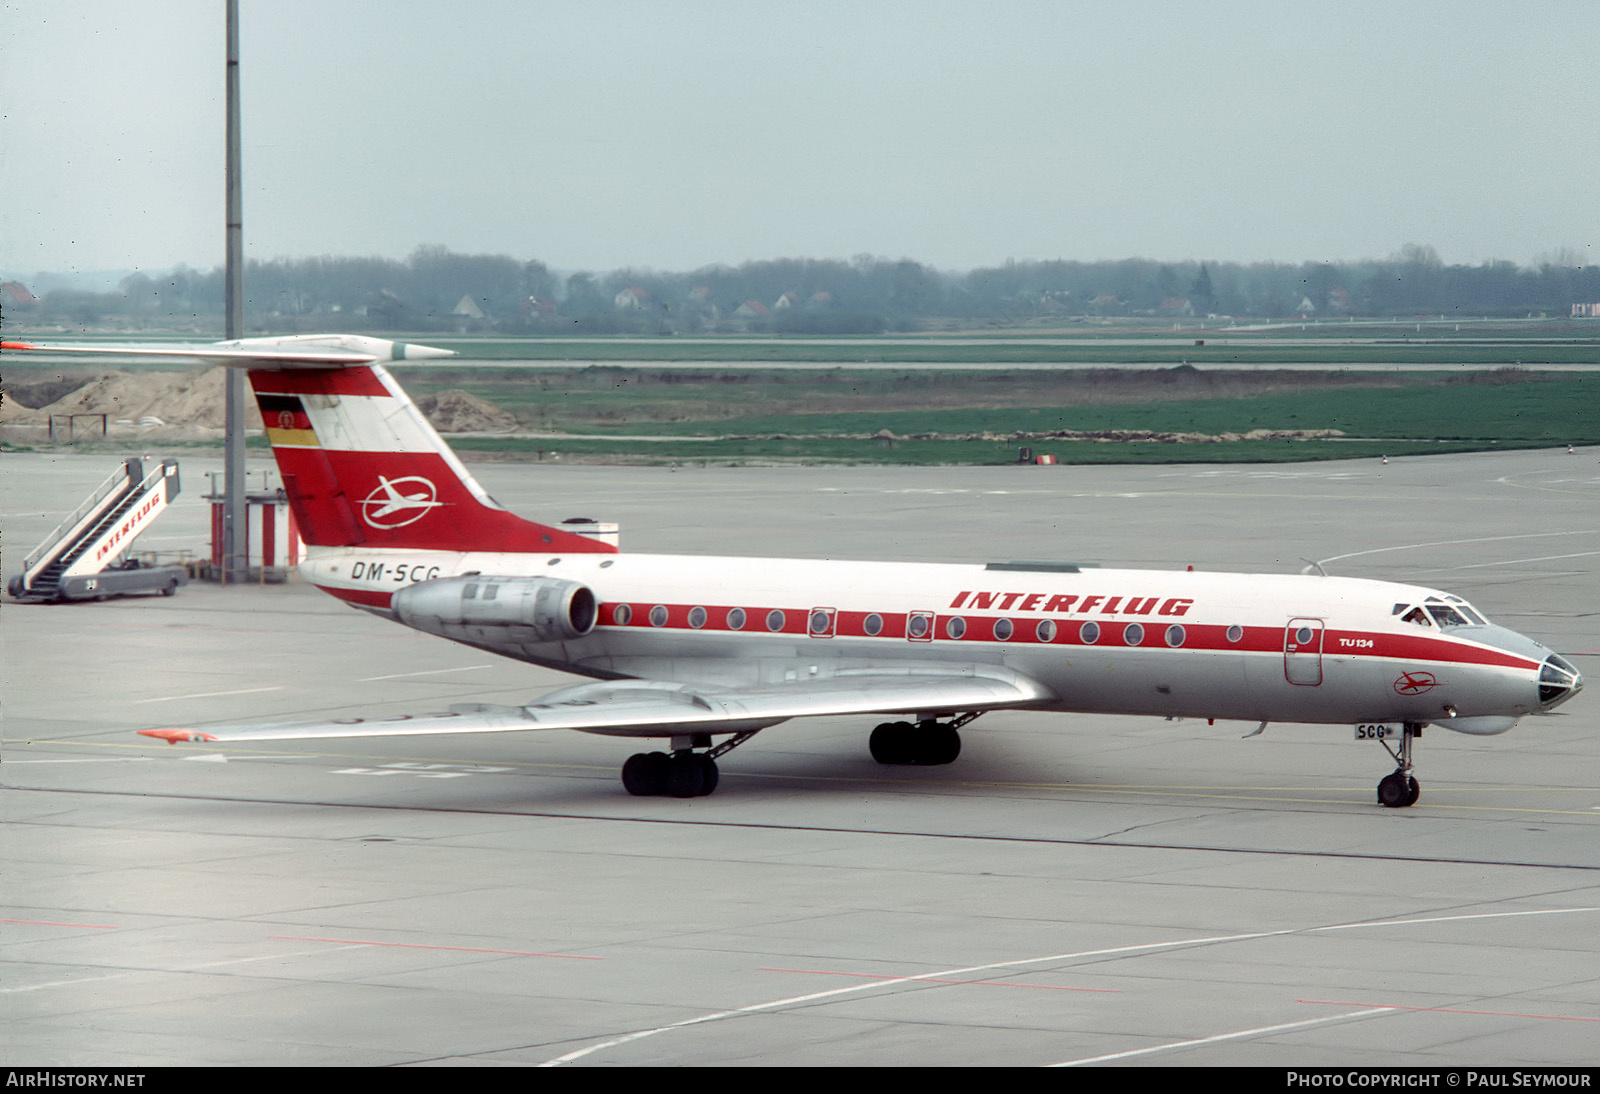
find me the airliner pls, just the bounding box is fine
[3,334,1582,805]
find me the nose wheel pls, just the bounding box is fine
[1376,723,1423,808]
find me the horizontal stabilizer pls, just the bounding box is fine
[2,334,454,368]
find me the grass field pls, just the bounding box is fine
[405,367,1599,465]
[6,325,1597,464]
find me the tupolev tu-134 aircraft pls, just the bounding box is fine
[4,334,1582,805]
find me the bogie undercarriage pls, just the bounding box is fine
[620,713,1430,807]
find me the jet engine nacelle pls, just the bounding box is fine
[392,574,598,646]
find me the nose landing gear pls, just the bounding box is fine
[1376,723,1423,808]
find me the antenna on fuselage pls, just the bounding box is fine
[1300,558,1328,577]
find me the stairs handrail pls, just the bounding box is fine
[19,459,139,583]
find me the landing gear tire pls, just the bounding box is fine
[870,720,962,766]
[622,751,670,796]
[870,721,916,764]
[622,750,718,798]
[1377,771,1420,808]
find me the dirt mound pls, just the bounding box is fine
[4,369,517,438]
[414,389,520,433]
[12,367,262,432]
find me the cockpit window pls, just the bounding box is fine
[1408,595,1488,627]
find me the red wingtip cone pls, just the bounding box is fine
[139,728,217,744]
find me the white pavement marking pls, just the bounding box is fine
[539,906,1600,1066]
[358,664,492,682]
[133,686,284,705]
[1049,1007,1393,1066]
[1319,530,1598,566]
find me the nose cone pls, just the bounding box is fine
[1539,654,1583,711]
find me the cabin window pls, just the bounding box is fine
[649,605,669,627]
[1124,623,1145,646]
[766,609,786,632]
[1226,624,1243,643]
[1295,625,1314,645]
[1166,624,1186,647]
[726,607,746,630]
[907,613,930,639]
[1036,619,1057,643]
[462,584,478,600]
[863,613,884,636]
[1080,621,1100,645]
[688,606,707,629]
[483,584,499,600]
[613,603,632,625]
[993,618,1014,641]
[810,611,831,635]
[946,616,967,640]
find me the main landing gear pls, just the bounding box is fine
[1375,723,1423,808]
[621,730,760,798]
[869,713,982,766]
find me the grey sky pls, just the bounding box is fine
[3,0,1596,279]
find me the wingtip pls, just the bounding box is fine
[1,340,38,351]
[139,728,218,745]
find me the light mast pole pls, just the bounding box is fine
[222,0,247,583]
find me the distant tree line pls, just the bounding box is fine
[8,243,1599,333]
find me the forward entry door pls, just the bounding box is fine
[1284,618,1324,685]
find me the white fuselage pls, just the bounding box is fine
[301,546,1561,733]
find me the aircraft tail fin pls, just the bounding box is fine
[242,341,612,554]
[5,334,614,555]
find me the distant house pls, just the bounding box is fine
[614,287,649,310]
[1159,297,1194,317]
[807,290,832,308]
[451,294,487,332]
[773,291,799,310]
[1296,295,1316,315]
[519,295,557,320]
[732,300,769,319]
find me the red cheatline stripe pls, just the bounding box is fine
[317,584,393,609]
[271,935,599,959]
[1299,998,1600,1022]
[598,600,1541,670]
[760,967,1118,992]
[3,918,119,930]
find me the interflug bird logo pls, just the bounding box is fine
[1393,671,1438,695]
[360,475,444,529]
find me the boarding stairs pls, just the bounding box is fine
[9,458,186,602]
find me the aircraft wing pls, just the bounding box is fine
[139,667,1055,744]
